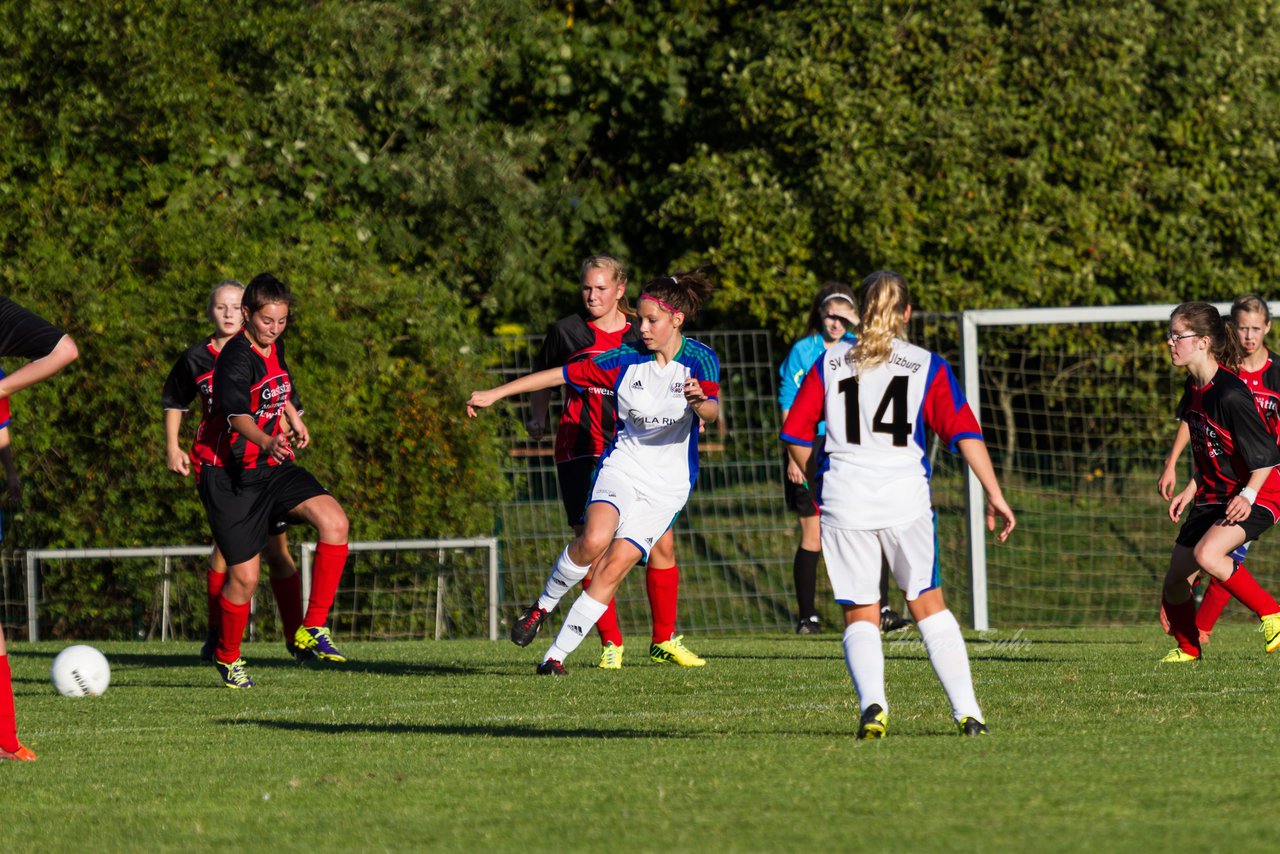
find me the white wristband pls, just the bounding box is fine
[1239,486,1258,505]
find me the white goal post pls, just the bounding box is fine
[959,302,1238,630]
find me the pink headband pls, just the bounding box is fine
[641,294,681,314]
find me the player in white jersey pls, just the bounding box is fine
[781,270,1015,739]
[467,271,721,674]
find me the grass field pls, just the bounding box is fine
[6,625,1280,851]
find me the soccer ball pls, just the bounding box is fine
[50,645,111,697]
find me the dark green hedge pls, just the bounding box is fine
[2,0,1278,556]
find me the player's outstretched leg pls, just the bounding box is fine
[513,543,596,647]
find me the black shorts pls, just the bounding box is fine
[783,450,819,518]
[1176,502,1277,551]
[194,463,289,538]
[556,456,600,528]
[198,462,330,565]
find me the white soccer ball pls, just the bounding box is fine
[50,645,111,697]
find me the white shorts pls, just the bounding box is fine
[821,512,940,605]
[587,465,685,561]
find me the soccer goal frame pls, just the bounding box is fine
[299,538,501,640]
[23,538,500,642]
[959,302,1236,630]
[23,546,214,642]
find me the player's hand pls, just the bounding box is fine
[683,378,707,406]
[265,434,294,462]
[524,417,545,441]
[985,494,1016,543]
[285,416,310,450]
[166,446,191,477]
[786,458,806,485]
[1224,493,1253,523]
[466,389,499,418]
[1157,465,1177,500]
[1168,485,1195,522]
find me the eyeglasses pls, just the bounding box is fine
[1166,332,1199,344]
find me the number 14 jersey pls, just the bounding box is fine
[781,338,982,530]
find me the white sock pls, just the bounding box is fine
[917,609,982,722]
[545,593,609,663]
[842,621,886,714]
[536,547,592,612]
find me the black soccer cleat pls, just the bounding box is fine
[511,604,550,647]
[958,716,990,736]
[536,658,567,676]
[879,607,912,633]
[796,615,821,635]
[857,704,888,740]
[286,640,318,665]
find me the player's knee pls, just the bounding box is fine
[579,531,613,562]
[321,510,349,543]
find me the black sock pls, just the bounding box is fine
[793,547,821,619]
[880,560,890,610]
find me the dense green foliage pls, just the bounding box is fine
[9,630,1280,849]
[2,0,1280,559]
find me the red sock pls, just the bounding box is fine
[583,576,623,647]
[216,596,251,664]
[1196,576,1232,637]
[270,572,304,641]
[303,541,348,627]
[0,656,19,753]
[1219,564,1280,618]
[1162,594,1200,656]
[647,564,679,643]
[207,569,226,634]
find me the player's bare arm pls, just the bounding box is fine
[163,409,191,476]
[1158,421,1191,500]
[466,368,565,418]
[283,402,310,450]
[957,438,1016,542]
[0,335,78,400]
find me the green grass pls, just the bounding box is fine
[6,626,1280,851]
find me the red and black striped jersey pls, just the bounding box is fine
[162,338,221,469]
[534,312,641,463]
[196,331,298,472]
[163,336,303,471]
[1232,351,1280,442]
[1176,368,1280,506]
